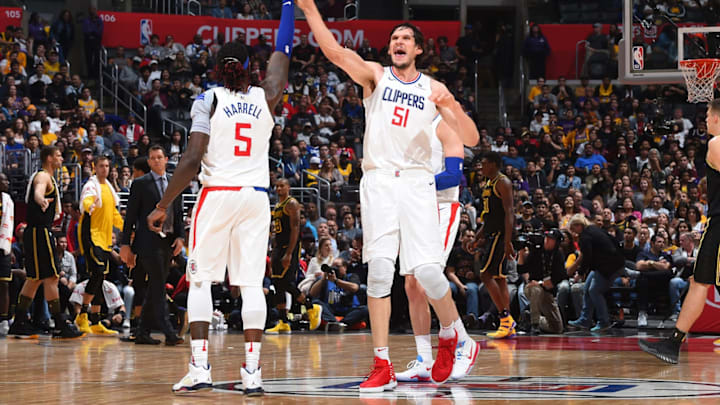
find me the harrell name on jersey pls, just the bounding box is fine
[430,115,460,204]
[190,86,275,188]
[362,67,438,172]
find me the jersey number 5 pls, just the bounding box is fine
[234,123,252,156]
[391,106,410,128]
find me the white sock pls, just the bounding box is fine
[454,318,471,343]
[439,323,456,340]
[414,335,433,362]
[245,341,261,372]
[374,346,390,361]
[191,339,209,368]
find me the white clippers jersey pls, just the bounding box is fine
[362,67,437,172]
[192,86,274,188]
[430,115,459,204]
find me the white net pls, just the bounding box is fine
[679,59,720,103]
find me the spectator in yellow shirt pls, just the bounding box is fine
[6,42,26,69]
[337,151,352,181]
[78,88,98,116]
[40,120,57,145]
[527,77,544,102]
[1,49,23,75]
[43,50,61,76]
[306,156,321,187]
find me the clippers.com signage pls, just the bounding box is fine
[99,11,460,53]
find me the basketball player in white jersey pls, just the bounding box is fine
[299,0,480,391]
[396,116,480,383]
[147,1,295,396]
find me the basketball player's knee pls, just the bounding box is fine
[188,281,213,323]
[413,263,449,301]
[240,286,267,330]
[404,275,425,301]
[366,258,395,298]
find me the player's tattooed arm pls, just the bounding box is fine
[263,51,290,111]
[262,0,294,110]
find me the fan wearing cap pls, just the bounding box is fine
[306,156,322,187]
[518,201,542,231]
[517,229,566,334]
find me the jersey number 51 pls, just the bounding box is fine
[391,106,410,128]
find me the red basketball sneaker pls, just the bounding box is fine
[431,330,458,384]
[359,357,397,393]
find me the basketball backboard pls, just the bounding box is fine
[619,0,720,85]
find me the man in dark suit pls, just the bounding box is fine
[120,145,184,345]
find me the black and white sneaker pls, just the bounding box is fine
[638,338,680,364]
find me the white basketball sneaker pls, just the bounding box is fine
[240,366,264,396]
[395,355,432,382]
[450,338,480,380]
[0,320,9,336]
[172,363,213,394]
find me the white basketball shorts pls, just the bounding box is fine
[187,186,270,287]
[438,201,462,266]
[361,169,442,276]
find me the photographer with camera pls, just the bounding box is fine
[309,258,368,328]
[517,229,566,334]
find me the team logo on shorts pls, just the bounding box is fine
[189,259,198,275]
[212,376,720,399]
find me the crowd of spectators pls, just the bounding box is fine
[0,3,712,335]
[199,0,355,20]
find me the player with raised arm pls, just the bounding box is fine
[397,115,480,383]
[298,0,479,392]
[146,1,295,395]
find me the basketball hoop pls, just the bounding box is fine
[679,58,720,103]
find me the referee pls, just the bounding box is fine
[640,99,720,364]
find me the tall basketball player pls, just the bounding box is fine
[397,116,480,383]
[266,177,322,334]
[147,1,295,395]
[639,99,720,364]
[467,151,517,339]
[298,0,480,391]
[8,146,83,339]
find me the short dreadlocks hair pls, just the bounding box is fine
[215,41,250,92]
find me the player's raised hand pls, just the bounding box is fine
[296,0,316,12]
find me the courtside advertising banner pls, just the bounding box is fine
[98,11,460,52]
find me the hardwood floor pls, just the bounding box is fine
[2,331,720,404]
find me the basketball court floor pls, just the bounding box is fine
[3,330,720,404]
